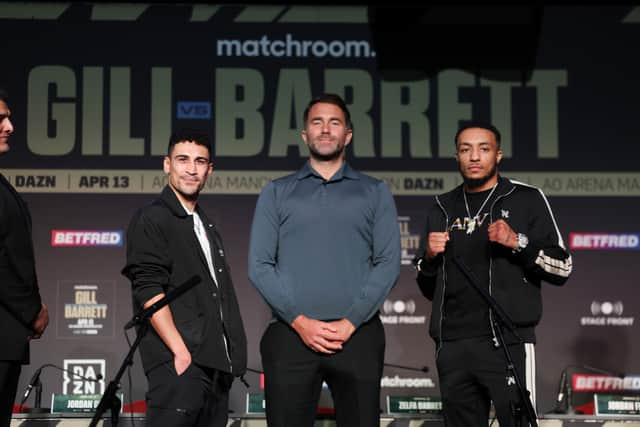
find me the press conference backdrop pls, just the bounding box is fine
[0,3,639,416]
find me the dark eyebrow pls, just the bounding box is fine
[459,141,492,146]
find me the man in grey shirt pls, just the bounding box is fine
[248,93,400,427]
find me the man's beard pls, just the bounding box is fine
[308,139,345,162]
[462,162,498,190]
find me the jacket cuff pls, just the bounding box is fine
[416,256,440,277]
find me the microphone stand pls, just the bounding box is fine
[89,275,201,427]
[452,256,538,427]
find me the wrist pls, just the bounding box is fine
[291,314,308,330]
[513,232,529,252]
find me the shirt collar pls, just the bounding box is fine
[295,160,360,182]
[160,185,199,218]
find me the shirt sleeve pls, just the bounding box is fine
[0,189,42,328]
[344,181,401,327]
[121,210,171,307]
[414,204,442,301]
[248,183,299,324]
[513,188,572,286]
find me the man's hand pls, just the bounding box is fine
[327,318,356,343]
[488,219,518,249]
[427,232,449,259]
[291,315,343,354]
[143,293,192,376]
[174,349,192,376]
[30,303,49,339]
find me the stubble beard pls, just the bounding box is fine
[462,162,499,190]
[308,138,345,162]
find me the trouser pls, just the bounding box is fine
[0,361,21,427]
[436,336,536,427]
[144,360,234,427]
[260,316,385,427]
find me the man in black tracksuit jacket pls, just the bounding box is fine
[414,122,572,427]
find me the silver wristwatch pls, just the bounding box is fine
[515,233,529,252]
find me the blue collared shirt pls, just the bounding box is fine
[248,161,401,327]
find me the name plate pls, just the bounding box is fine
[246,393,266,414]
[51,393,124,413]
[387,396,442,414]
[594,393,640,416]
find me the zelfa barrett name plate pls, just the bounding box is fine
[387,396,442,414]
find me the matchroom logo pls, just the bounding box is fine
[51,230,123,247]
[569,233,640,250]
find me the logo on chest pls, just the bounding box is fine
[449,213,490,234]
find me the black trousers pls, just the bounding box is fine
[144,361,233,427]
[260,316,385,427]
[437,336,533,427]
[0,361,21,427]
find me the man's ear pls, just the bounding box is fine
[344,128,353,147]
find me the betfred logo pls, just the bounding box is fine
[569,233,640,250]
[51,230,123,247]
[572,374,640,392]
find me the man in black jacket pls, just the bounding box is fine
[0,88,49,426]
[122,130,247,427]
[414,122,572,427]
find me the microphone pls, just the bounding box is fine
[20,363,103,412]
[549,364,626,414]
[22,367,43,401]
[550,368,568,414]
[124,275,201,329]
[384,363,430,373]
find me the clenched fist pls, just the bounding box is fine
[488,219,518,249]
[427,232,449,259]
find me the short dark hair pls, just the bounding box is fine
[454,122,501,148]
[167,129,212,157]
[0,88,8,103]
[303,93,352,130]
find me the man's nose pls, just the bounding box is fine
[186,160,198,173]
[4,118,13,134]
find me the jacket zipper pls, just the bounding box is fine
[219,299,233,373]
[205,223,234,373]
[434,195,448,358]
[487,186,516,347]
